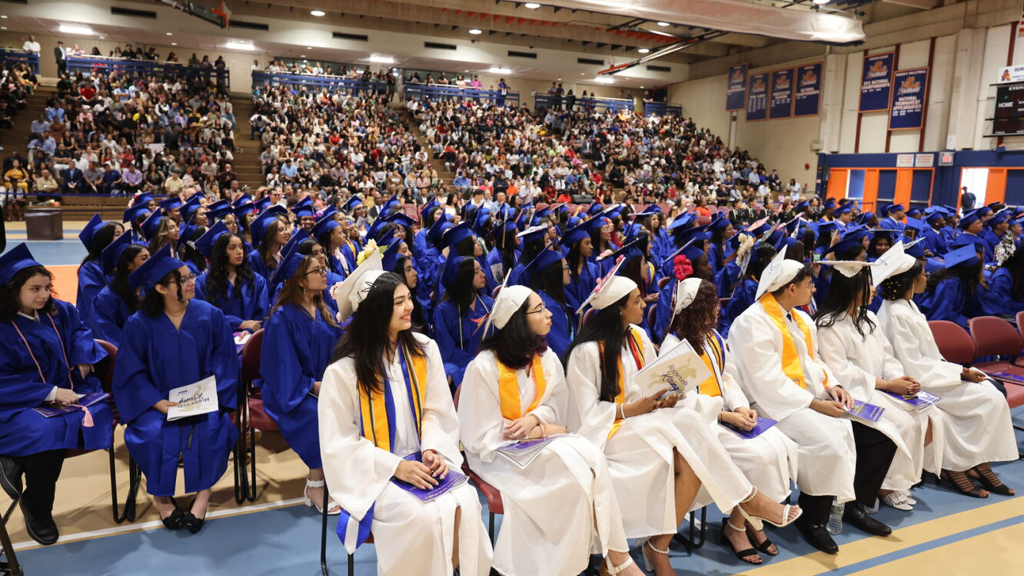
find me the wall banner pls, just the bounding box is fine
[727,64,748,111]
[889,67,929,130]
[859,52,894,112]
[769,68,795,119]
[746,72,769,121]
[794,62,822,117]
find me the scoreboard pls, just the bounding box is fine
[992,83,1024,136]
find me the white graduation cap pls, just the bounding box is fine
[516,225,548,239]
[330,250,385,322]
[755,246,806,301]
[672,277,705,319]
[871,241,917,288]
[576,256,636,314]
[818,260,877,278]
[483,271,533,334]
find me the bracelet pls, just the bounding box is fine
[619,403,626,420]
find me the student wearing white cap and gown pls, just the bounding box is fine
[565,261,801,576]
[660,275,799,565]
[728,248,898,555]
[814,256,944,512]
[459,279,643,576]
[317,252,493,576]
[876,244,1018,499]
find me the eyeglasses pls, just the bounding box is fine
[526,303,548,315]
[305,267,327,277]
[169,273,197,284]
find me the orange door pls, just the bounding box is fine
[828,169,848,201]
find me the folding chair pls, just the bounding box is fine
[646,303,658,332]
[673,507,707,553]
[452,387,504,541]
[319,489,373,576]
[236,329,270,503]
[0,510,22,576]
[657,276,671,291]
[581,307,596,329]
[927,321,976,365]
[969,316,1024,378]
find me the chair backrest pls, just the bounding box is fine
[646,303,658,332]
[657,276,671,290]
[94,339,117,395]
[240,329,264,388]
[969,316,1024,358]
[1017,311,1024,342]
[928,320,977,364]
[581,307,596,328]
[453,384,462,410]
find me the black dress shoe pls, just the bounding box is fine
[160,496,185,530]
[844,504,892,537]
[0,455,23,500]
[796,519,838,554]
[19,499,59,546]
[182,499,206,534]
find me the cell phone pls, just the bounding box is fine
[813,253,821,263]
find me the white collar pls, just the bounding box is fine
[17,310,40,321]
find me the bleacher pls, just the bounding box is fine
[404,83,520,106]
[0,49,40,74]
[643,101,683,117]
[67,56,230,89]
[534,93,634,113]
[251,70,386,97]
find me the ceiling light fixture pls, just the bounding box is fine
[0,15,7,19]
[166,32,173,36]
[657,21,670,27]
[812,0,830,4]
[310,10,326,17]
[487,66,512,74]
[369,55,395,64]
[524,2,541,8]
[593,77,615,84]
[224,41,256,51]
[0,27,6,31]
[171,42,177,46]
[59,24,95,35]
[469,28,482,35]
[306,46,312,50]
[638,48,650,54]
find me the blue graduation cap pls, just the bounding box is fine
[587,203,604,216]
[943,244,979,269]
[680,240,706,263]
[440,255,471,290]
[232,193,253,207]
[195,221,231,259]
[668,213,695,232]
[254,196,274,213]
[179,214,202,244]
[365,217,388,242]
[140,208,165,239]
[311,214,340,242]
[342,195,364,213]
[206,200,232,221]
[835,204,854,216]
[233,201,257,221]
[128,244,184,292]
[100,231,138,275]
[881,203,905,215]
[709,212,732,231]
[524,246,564,282]
[269,229,311,287]
[830,234,868,259]
[975,205,993,219]
[420,199,440,224]
[602,239,644,269]
[824,198,838,209]
[472,208,493,235]
[958,209,981,230]
[794,200,810,212]
[133,194,155,208]
[180,196,202,220]
[0,244,43,285]
[123,202,152,225]
[673,225,710,249]
[382,241,407,272]
[904,217,926,235]
[379,195,400,216]
[250,206,288,247]
[517,225,548,248]
[901,236,926,259]
[376,227,399,248]
[906,207,923,219]
[775,235,801,253]
[443,221,476,249]
[813,220,840,237]
[987,210,1011,227]
[531,206,552,227]
[78,214,105,250]
[292,198,315,219]
[925,211,945,225]
[560,220,590,248]
[488,219,518,241]
[426,215,453,247]
[159,196,183,213]
[622,223,647,245]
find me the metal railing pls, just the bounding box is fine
[67,56,230,88]
[0,49,40,74]
[644,101,683,117]
[251,70,386,96]
[404,83,520,106]
[534,94,634,113]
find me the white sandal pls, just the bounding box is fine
[640,538,669,572]
[881,492,913,511]
[737,487,802,530]
[304,478,341,515]
[605,555,637,575]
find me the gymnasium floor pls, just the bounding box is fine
[3,224,1023,576]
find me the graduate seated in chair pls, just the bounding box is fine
[112,245,240,535]
[0,245,114,545]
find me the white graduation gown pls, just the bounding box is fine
[877,299,1018,471]
[728,303,858,502]
[817,312,944,490]
[459,350,629,576]
[566,326,753,538]
[662,332,798,505]
[318,334,493,576]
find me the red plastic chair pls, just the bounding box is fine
[657,276,671,291]
[927,321,977,365]
[646,303,658,332]
[1017,310,1024,342]
[452,386,504,541]
[581,307,597,329]
[968,316,1024,378]
[237,329,275,502]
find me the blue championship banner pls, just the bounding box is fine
[769,68,794,119]
[794,62,822,117]
[859,52,894,112]
[889,67,929,130]
[746,72,768,121]
[727,64,748,111]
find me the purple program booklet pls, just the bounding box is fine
[33,392,110,418]
[721,417,778,440]
[883,390,941,410]
[843,399,885,424]
[496,435,562,469]
[391,452,468,502]
[990,371,1024,384]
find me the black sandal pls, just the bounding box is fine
[721,519,762,565]
[747,530,778,556]
[971,465,1015,496]
[940,470,988,498]
[160,497,185,530]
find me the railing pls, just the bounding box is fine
[0,49,40,74]
[404,84,520,106]
[534,94,634,113]
[644,101,683,117]
[67,56,230,88]
[251,71,387,96]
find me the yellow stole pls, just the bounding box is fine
[497,355,547,421]
[358,343,429,451]
[696,331,726,398]
[758,293,827,390]
[600,327,646,439]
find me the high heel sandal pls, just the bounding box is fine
[639,538,669,572]
[736,487,802,531]
[304,478,341,515]
[160,496,185,530]
[971,465,1015,496]
[746,526,778,556]
[940,470,988,498]
[721,519,761,565]
[604,555,636,575]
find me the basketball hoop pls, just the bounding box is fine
[212,1,231,28]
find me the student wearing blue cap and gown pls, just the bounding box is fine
[922,212,950,256]
[484,220,518,292]
[420,215,452,300]
[955,210,993,263]
[976,237,1024,317]
[90,233,149,347]
[919,245,982,328]
[77,215,124,325]
[194,222,269,333]
[982,211,1011,256]
[879,205,906,233]
[260,249,344,515]
[432,255,493,389]
[433,221,483,304]
[719,243,777,338]
[247,206,291,280]
[293,198,317,234]
[313,214,354,280]
[563,220,600,318]
[609,241,656,338]
[526,248,575,359]
[383,240,429,335]
[112,245,239,534]
[653,241,715,342]
[0,244,115,546]
[415,200,442,259]
[508,225,547,287]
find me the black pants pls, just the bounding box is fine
[798,422,898,525]
[12,450,65,519]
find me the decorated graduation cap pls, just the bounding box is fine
[78,214,106,250]
[576,255,634,314]
[957,209,981,230]
[101,231,139,275]
[330,249,385,323]
[818,260,877,278]
[872,241,917,288]
[0,244,43,285]
[487,274,532,332]
[250,206,288,247]
[755,246,806,301]
[140,208,166,239]
[943,244,980,269]
[128,244,184,292]
[123,202,152,225]
[195,221,231,259]
[206,200,232,220]
[341,195,364,213]
[159,196,183,213]
[672,277,705,319]
[427,214,453,247]
[443,221,476,250]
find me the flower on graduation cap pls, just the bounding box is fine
[356,239,378,265]
[674,255,693,281]
[995,234,1017,267]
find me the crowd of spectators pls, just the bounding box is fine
[0,61,39,220]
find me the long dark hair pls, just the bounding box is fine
[110,245,146,313]
[81,222,122,265]
[141,268,185,316]
[530,258,567,305]
[668,279,719,351]
[0,265,57,321]
[815,268,875,337]
[1002,249,1024,301]
[479,299,547,370]
[566,238,587,282]
[494,225,517,278]
[925,258,982,304]
[259,218,286,270]
[620,255,648,297]
[442,257,479,316]
[565,293,629,402]
[332,272,424,396]
[205,232,255,306]
[269,254,338,327]
[881,260,924,301]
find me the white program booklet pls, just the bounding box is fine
[166,376,219,422]
[634,339,712,399]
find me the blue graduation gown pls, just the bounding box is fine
[958,233,994,263]
[716,260,742,298]
[719,279,758,338]
[484,248,509,293]
[921,278,970,328]
[537,290,574,360]
[708,243,725,277]
[652,282,675,344]
[566,262,599,318]
[413,229,429,260]
[922,228,948,256]
[112,300,239,496]
[977,268,1024,317]
[432,295,493,388]
[195,271,270,331]
[880,217,905,233]
[259,304,343,469]
[89,286,133,347]
[0,300,113,457]
[76,260,107,324]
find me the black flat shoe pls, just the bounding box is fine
[19,499,59,546]
[796,519,838,554]
[843,504,892,537]
[183,499,206,534]
[160,497,185,530]
[720,519,762,565]
[0,455,23,500]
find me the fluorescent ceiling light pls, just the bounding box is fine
[369,55,395,64]
[638,48,650,54]
[488,67,511,74]
[469,29,482,35]
[171,42,177,46]
[0,15,7,19]
[593,77,615,84]
[524,2,541,8]
[812,0,830,4]
[59,24,95,35]
[310,10,326,17]
[224,41,256,51]
[657,21,670,27]
[166,32,173,36]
